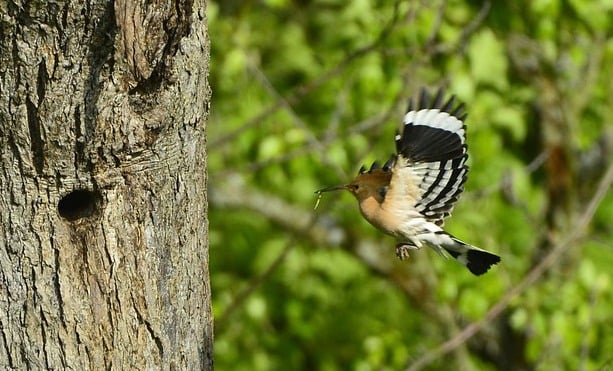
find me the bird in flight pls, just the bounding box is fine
[316,88,501,275]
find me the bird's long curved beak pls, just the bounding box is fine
[314,184,348,194]
[314,184,348,210]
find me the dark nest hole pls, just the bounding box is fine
[58,189,99,221]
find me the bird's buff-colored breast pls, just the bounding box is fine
[353,167,422,238]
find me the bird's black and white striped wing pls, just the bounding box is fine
[392,88,469,226]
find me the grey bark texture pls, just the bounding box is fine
[0,0,212,369]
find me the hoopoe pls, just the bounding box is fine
[316,88,500,275]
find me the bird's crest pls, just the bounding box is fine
[357,156,395,175]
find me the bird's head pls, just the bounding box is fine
[315,160,393,204]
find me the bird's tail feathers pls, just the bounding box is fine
[441,235,500,275]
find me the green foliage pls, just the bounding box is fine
[208,0,613,370]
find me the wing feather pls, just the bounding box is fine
[384,88,470,226]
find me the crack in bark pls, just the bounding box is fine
[135,307,164,360]
[25,96,44,176]
[51,237,67,329]
[36,60,47,106]
[0,323,15,368]
[39,307,50,369]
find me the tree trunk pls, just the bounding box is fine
[0,0,212,369]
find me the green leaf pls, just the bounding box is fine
[257,136,284,161]
[468,30,508,89]
[491,105,526,141]
[510,308,528,329]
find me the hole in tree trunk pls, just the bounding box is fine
[58,190,98,221]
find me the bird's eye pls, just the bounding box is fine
[352,184,360,191]
[378,186,388,198]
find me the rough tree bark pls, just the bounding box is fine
[0,0,212,369]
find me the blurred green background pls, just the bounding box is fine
[207,1,613,370]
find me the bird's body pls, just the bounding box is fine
[317,88,500,275]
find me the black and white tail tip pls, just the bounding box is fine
[444,243,501,276]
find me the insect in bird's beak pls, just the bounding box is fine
[313,184,348,210]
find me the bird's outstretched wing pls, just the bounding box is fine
[386,88,469,226]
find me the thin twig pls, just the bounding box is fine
[455,1,491,54]
[425,0,447,47]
